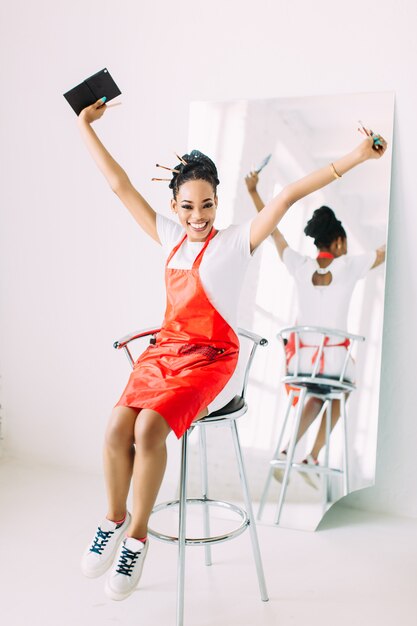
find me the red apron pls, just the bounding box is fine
[284,332,350,405]
[116,228,240,438]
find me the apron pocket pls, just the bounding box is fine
[178,344,225,361]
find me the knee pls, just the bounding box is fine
[302,397,322,414]
[305,397,323,415]
[312,397,323,408]
[104,408,136,452]
[134,412,169,453]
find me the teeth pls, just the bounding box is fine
[189,222,207,230]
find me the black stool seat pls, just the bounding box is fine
[298,382,346,395]
[208,395,245,417]
[283,374,355,395]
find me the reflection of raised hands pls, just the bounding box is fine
[245,170,265,213]
[372,243,386,269]
[245,171,259,193]
[357,129,388,160]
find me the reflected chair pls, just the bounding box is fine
[114,326,269,626]
[257,325,365,526]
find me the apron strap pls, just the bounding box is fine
[165,228,218,269]
[311,337,351,374]
[193,227,217,269]
[166,233,187,266]
[286,332,351,375]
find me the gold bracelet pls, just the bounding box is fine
[330,162,342,179]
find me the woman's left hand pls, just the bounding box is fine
[357,131,388,161]
[78,98,108,125]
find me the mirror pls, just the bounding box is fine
[186,93,394,530]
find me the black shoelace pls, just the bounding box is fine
[116,545,141,577]
[90,527,114,555]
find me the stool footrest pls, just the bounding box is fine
[270,459,343,476]
[149,498,250,546]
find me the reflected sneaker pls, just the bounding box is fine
[273,451,289,483]
[300,455,320,489]
[105,537,149,601]
[81,512,131,578]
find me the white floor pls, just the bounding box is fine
[1,459,416,626]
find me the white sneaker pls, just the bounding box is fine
[272,451,289,483]
[300,455,320,490]
[81,513,131,578]
[105,537,149,601]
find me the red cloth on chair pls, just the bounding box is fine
[283,332,350,406]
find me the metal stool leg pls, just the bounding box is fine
[258,390,295,520]
[274,387,307,525]
[341,393,350,495]
[198,424,212,566]
[177,431,189,626]
[322,399,332,508]
[230,420,269,602]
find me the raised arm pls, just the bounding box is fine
[77,99,159,243]
[371,244,386,269]
[245,171,288,259]
[249,133,387,252]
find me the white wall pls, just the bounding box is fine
[1,0,416,518]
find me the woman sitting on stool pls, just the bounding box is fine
[245,172,385,486]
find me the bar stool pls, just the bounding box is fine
[257,325,364,525]
[114,326,269,625]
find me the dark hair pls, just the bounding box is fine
[169,150,220,199]
[304,206,346,248]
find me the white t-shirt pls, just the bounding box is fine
[282,247,376,379]
[156,213,254,411]
[283,247,376,331]
[157,214,254,330]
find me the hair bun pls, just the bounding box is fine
[304,206,346,248]
[168,149,220,195]
[183,150,219,182]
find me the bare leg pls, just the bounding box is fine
[104,406,208,538]
[281,397,324,453]
[128,409,172,539]
[310,399,341,460]
[128,407,208,538]
[103,406,139,521]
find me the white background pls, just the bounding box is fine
[0,0,416,518]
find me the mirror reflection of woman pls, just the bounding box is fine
[245,155,386,487]
[76,97,387,600]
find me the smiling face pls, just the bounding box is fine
[171,179,218,242]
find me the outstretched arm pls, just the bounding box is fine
[245,171,288,259]
[77,99,159,243]
[371,244,386,269]
[249,133,387,252]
